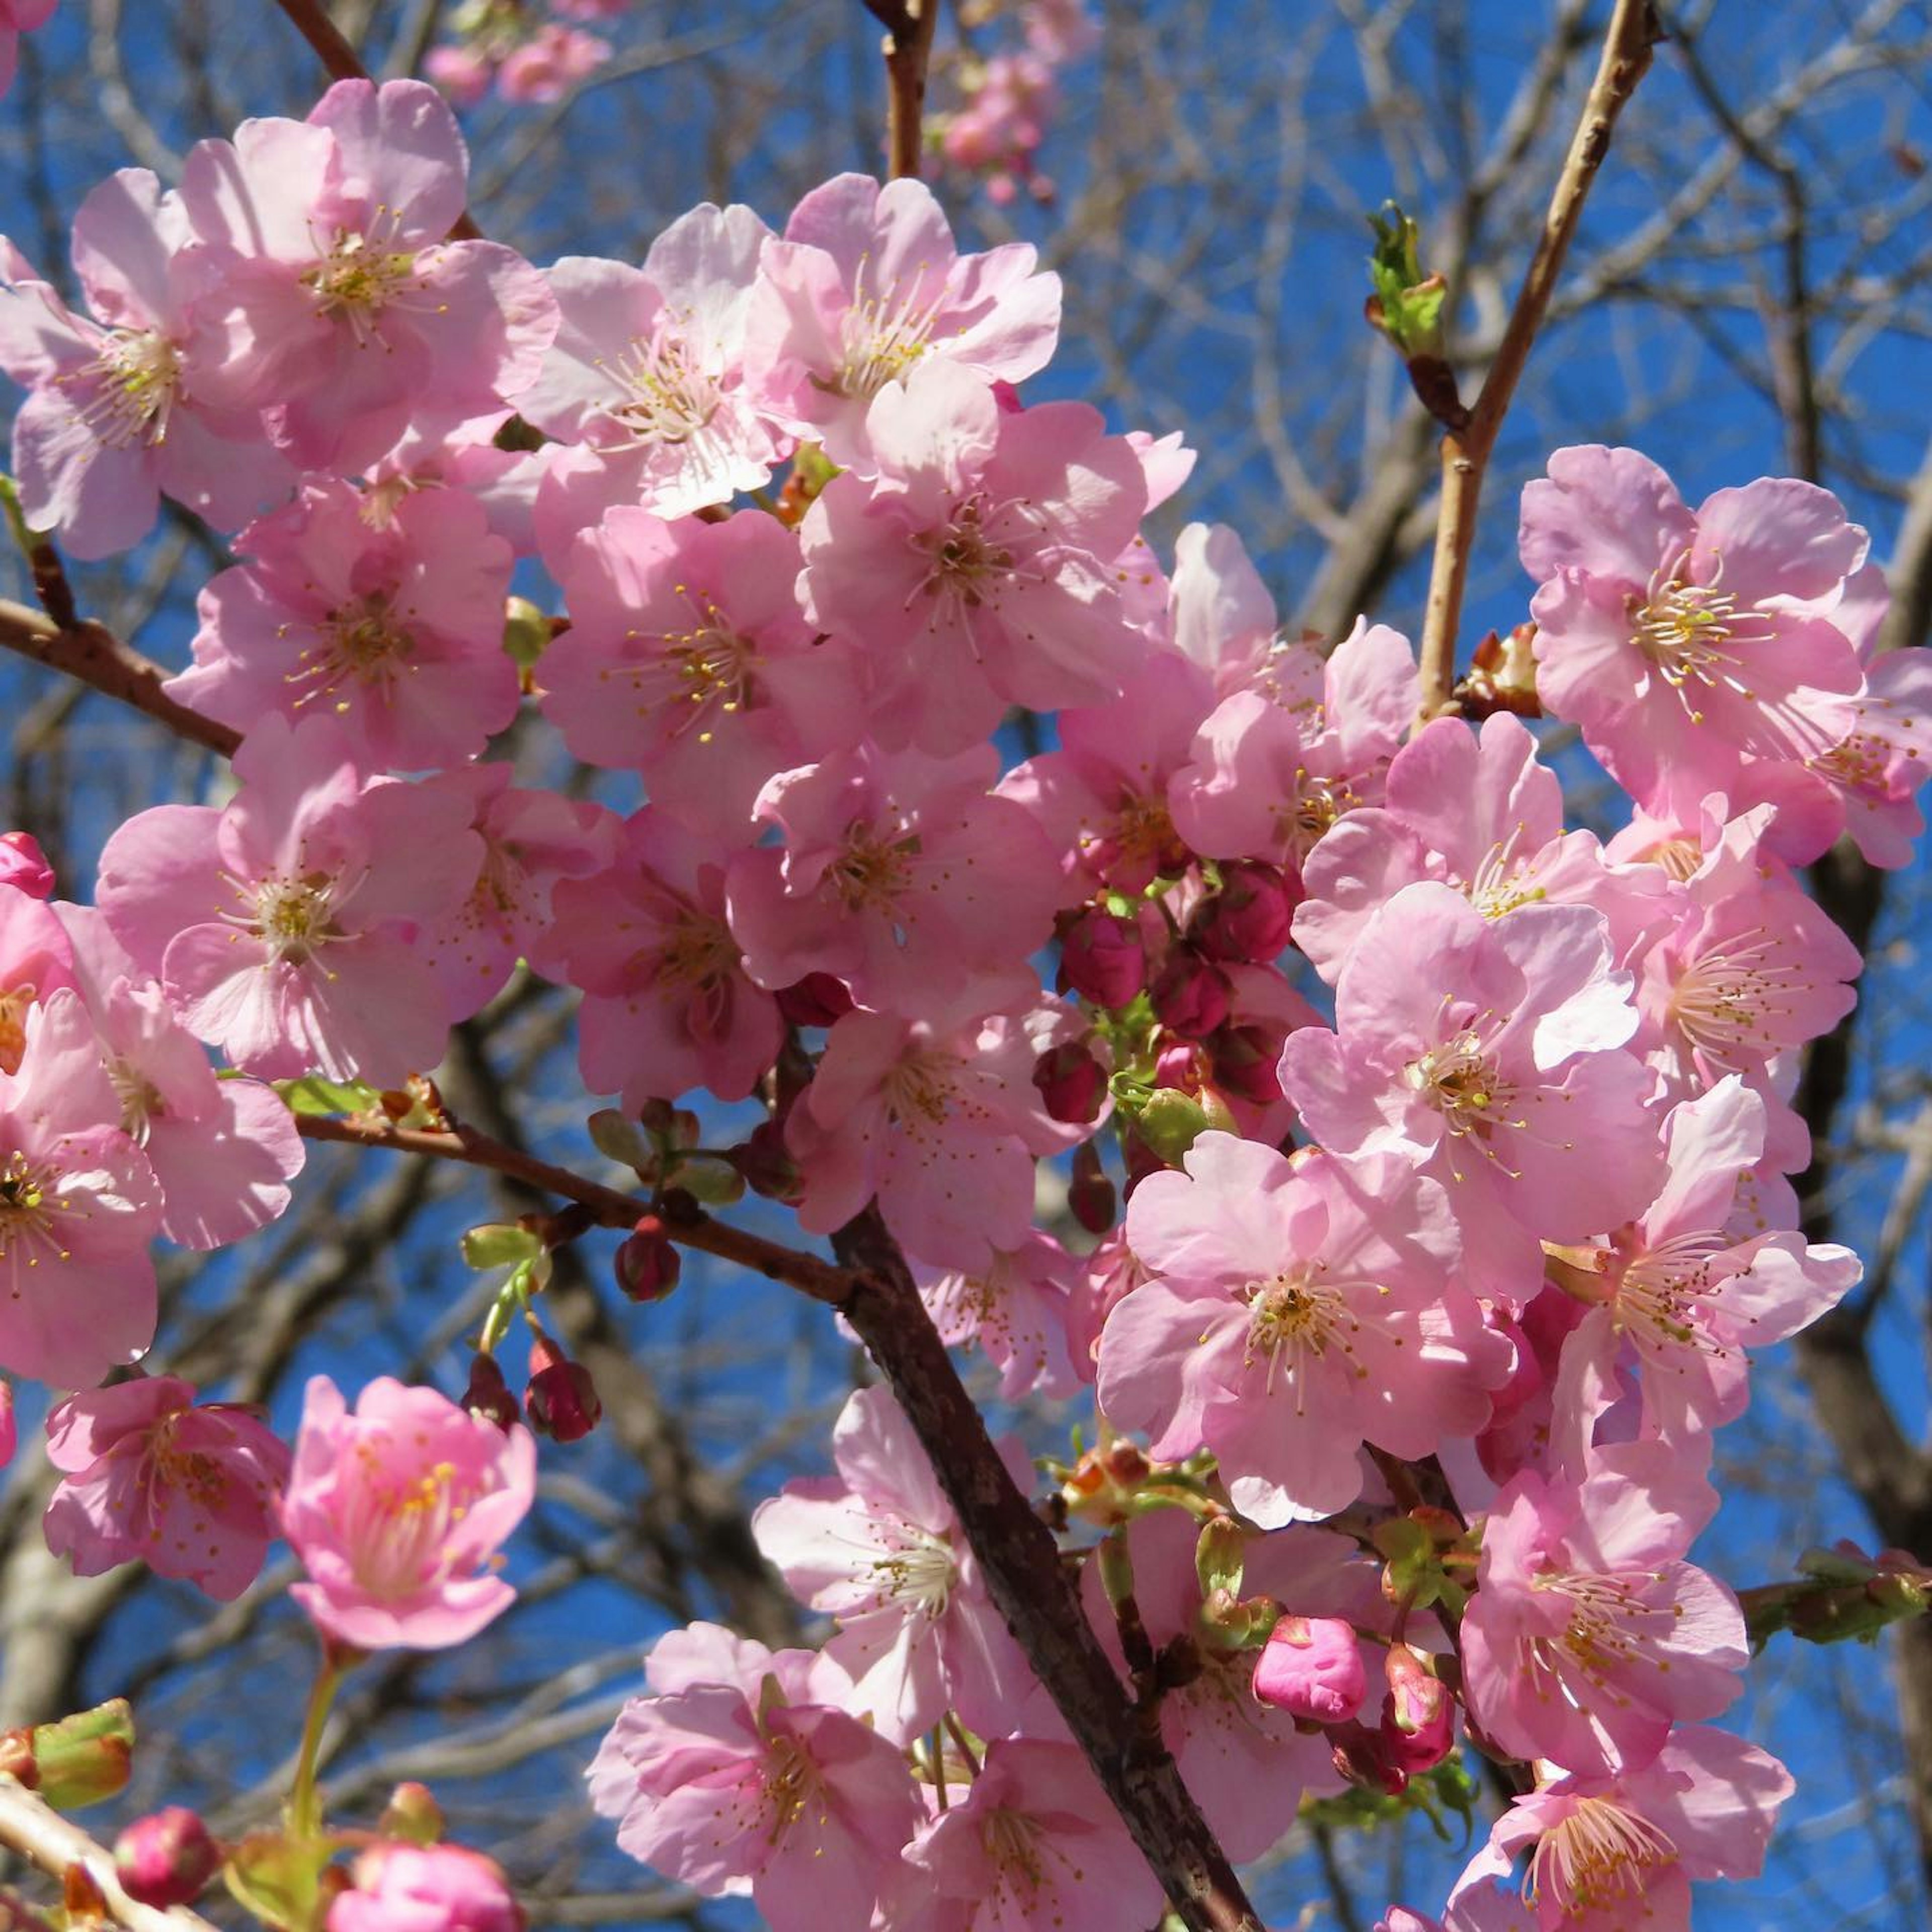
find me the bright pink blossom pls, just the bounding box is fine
[177,79,557,472]
[0,832,53,899]
[0,988,159,1387]
[915,1228,1081,1398]
[328,1842,523,1932]
[745,171,1061,471]
[0,877,75,1074]
[166,480,520,771]
[798,360,1148,751]
[1519,446,1865,819]
[44,1376,289,1600]
[1100,1133,1505,1525]
[282,1374,536,1651]
[588,1624,919,1932]
[751,1384,1035,1743]
[97,715,482,1084]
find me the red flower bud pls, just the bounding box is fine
[1068,1140,1116,1235]
[524,1338,601,1443]
[1209,1021,1284,1105]
[774,972,854,1029]
[1190,861,1294,963]
[614,1223,681,1302]
[114,1809,221,1909]
[1032,1041,1107,1124]
[460,1354,521,1432]
[730,1119,804,1203]
[1056,906,1147,1009]
[0,832,54,900]
[1150,949,1231,1039]
[1379,1644,1454,1773]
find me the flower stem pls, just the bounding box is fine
[287,1646,349,1845]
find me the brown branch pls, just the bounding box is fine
[1413,0,1663,724]
[0,1775,218,1932]
[0,599,240,758]
[859,0,941,181]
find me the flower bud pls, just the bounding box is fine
[524,1338,600,1443]
[460,1355,521,1433]
[1379,1644,1453,1773]
[1150,949,1231,1039]
[731,1119,804,1204]
[1190,862,1293,963]
[377,1783,444,1847]
[614,1223,681,1302]
[1329,1717,1407,1796]
[774,972,854,1029]
[1067,1140,1116,1235]
[30,1699,134,1810]
[1056,907,1147,1009]
[1032,1041,1107,1124]
[114,1808,221,1909]
[1209,1021,1284,1106]
[1250,1615,1366,1724]
[0,832,53,899]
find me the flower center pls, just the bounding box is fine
[915,496,1018,612]
[1527,1795,1677,1915]
[302,215,423,344]
[107,1056,167,1143]
[1465,827,1548,920]
[0,1150,66,1268]
[71,329,181,449]
[1665,927,1803,1072]
[288,593,418,709]
[831,826,916,913]
[252,873,339,964]
[1242,1265,1361,1404]
[0,984,37,1077]
[870,1523,958,1619]
[883,1053,956,1131]
[830,275,942,401]
[1609,1229,1733,1356]
[608,327,721,446]
[347,1447,469,1598]
[1630,549,1777,721]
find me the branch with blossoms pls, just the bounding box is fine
[0,4,1929,1932]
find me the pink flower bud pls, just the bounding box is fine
[460,1355,521,1433]
[1150,950,1230,1039]
[524,1339,600,1443]
[773,972,854,1029]
[1068,1140,1116,1235]
[730,1120,804,1204]
[1379,1645,1453,1773]
[424,44,495,107]
[114,1808,221,1909]
[1056,906,1147,1009]
[1329,1718,1407,1796]
[1209,1021,1284,1105]
[614,1224,681,1302]
[377,1783,444,1846]
[0,832,54,899]
[1250,1615,1366,1724]
[1190,862,1294,963]
[1032,1040,1107,1124]
[328,1842,523,1932]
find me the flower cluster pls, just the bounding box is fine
[2,66,1924,1932]
[939,0,1100,204]
[426,0,628,107]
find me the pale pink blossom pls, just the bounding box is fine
[1168,520,1283,697]
[539,808,781,1107]
[799,360,1149,751]
[752,1385,1035,1743]
[165,480,520,772]
[97,715,482,1085]
[588,1624,919,1932]
[282,1374,536,1651]
[55,905,304,1250]
[726,739,1062,1014]
[1448,1726,1793,1932]
[496,23,609,101]
[1100,1133,1506,1525]
[522,206,787,534]
[424,44,493,107]
[898,1738,1163,1932]
[744,171,1061,471]
[178,79,557,472]
[0,988,160,1387]
[328,1842,523,1932]
[1460,1441,1746,1774]
[1278,883,1661,1298]
[44,1376,289,1600]
[915,1228,1081,1398]
[1519,447,1865,819]
[0,175,291,558]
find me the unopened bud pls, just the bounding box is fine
[1056,906,1147,1009]
[1329,1717,1407,1796]
[114,1808,221,1908]
[1033,1041,1107,1124]
[1067,1141,1116,1235]
[1189,863,1293,964]
[615,1223,681,1303]
[31,1700,134,1810]
[774,973,854,1029]
[376,1783,444,1846]
[1251,1616,1366,1724]
[1208,1021,1283,1106]
[1150,950,1231,1039]
[0,832,53,900]
[1380,1644,1453,1773]
[731,1120,803,1204]
[524,1338,601,1443]
[460,1355,521,1432]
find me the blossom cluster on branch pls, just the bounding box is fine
[0,56,1926,1932]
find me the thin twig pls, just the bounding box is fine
[859,0,941,180]
[0,1776,219,1932]
[1413,0,1663,725]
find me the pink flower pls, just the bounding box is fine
[1168,618,1418,877]
[1448,1726,1792,1931]
[588,1624,919,1932]
[1100,1133,1506,1525]
[43,1376,289,1600]
[165,481,521,771]
[1279,883,1661,1298]
[55,905,303,1250]
[546,506,857,829]
[799,361,1149,751]
[0,988,160,1387]
[328,1843,523,1932]
[0,175,291,558]
[424,45,494,108]
[915,1227,1082,1398]
[539,808,781,1107]
[1168,521,1282,697]
[496,23,609,101]
[177,79,557,472]
[1252,1614,1367,1723]
[282,1374,537,1651]
[97,715,482,1084]
[899,1738,1164,1932]
[0,878,76,1074]
[752,1385,1036,1742]
[0,831,54,899]
[744,172,1061,472]
[1460,1441,1746,1776]
[726,739,1062,1015]
[522,206,787,533]
[1519,447,1866,819]
[786,996,1089,1270]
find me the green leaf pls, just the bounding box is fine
[31,1701,134,1810]
[460,1223,543,1271]
[275,1076,381,1118]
